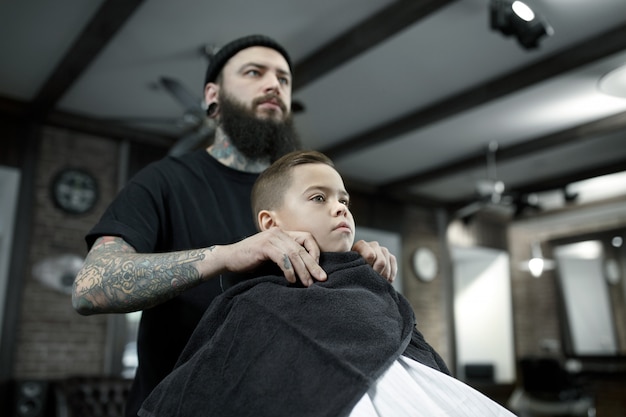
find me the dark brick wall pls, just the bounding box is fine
[402,205,452,365]
[13,126,119,378]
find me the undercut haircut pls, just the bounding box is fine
[251,150,335,229]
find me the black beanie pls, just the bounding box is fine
[204,34,293,87]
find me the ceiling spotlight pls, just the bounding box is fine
[519,241,555,278]
[598,64,626,98]
[490,0,554,49]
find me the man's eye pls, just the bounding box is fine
[279,77,290,86]
[245,69,261,77]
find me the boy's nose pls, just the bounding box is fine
[334,202,347,216]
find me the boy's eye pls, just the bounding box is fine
[312,195,325,203]
[340,199,350,206]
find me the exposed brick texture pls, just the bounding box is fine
[13,126,119,378]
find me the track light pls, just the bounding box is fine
[490,0,553,49]
[519,241,555,278]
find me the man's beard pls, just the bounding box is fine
[218,91,301,162]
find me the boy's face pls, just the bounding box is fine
[269,164,355,252]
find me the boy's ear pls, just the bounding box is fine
[258,210,279,231]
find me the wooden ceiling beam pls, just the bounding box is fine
[512,157,626,195]
[385,110,626,190]
[293,0,456,90]
[322,23,626,161]
[28,0,146,120]
[441,156,626,209]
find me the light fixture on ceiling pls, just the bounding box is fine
[606,235,623,285]
[519,241,555,278]
[598,64,626,98]
[490,0,554,50]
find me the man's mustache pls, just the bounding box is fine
[252,94,288,113]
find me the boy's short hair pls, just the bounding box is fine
[251,150,335,227]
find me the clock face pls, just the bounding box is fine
[413,247,438,282]
[51,168,99,214]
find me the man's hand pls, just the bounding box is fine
[223,228,327,287]
[352,240,397,282]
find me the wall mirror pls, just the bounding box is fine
[548,228,626,358]
[451,245,516,383]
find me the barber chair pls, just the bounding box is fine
[464,363,495,384]
[507,357,595,417]
[54,376,132,417]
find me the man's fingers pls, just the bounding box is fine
[388,254,398,283]
[377,250,397,283]
[352,239,376,264]
[279,253,297,284]
[295,233,321,263]
[352,239,398,282]
[228,228,326,286]
[285,231,326,283]
[265,230,325,286]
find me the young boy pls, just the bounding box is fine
[138,151,516,417]
[251,149,356,254]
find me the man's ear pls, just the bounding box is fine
[258,210,279,231]
[204,83,220,116]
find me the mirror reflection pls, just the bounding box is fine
[550,230,626,357]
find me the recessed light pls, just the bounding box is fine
[598,64,626,98]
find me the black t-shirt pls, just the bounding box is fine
[86,149,259,416]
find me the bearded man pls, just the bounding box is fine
[72,35,398,417]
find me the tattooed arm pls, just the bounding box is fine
[72,236,218,315]
[72,229,328,315]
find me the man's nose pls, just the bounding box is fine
[263,74,281,93]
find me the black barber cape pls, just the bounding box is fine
[138,252,449,417]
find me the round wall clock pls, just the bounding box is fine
[412,247,438,282]
[51,168,99,214]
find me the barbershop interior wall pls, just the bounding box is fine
[507,200,626,416]
[3,122,625,416]
[12,126,120,378]
[508,200,626,358]
[1,124,452,384]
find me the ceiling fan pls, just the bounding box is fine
[454,141,540,220]
[157,76,216,157]
[97,75,214,155]
[105,74,306,156]
[101,43,306,156]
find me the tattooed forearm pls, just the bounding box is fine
[73,237,209,314]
